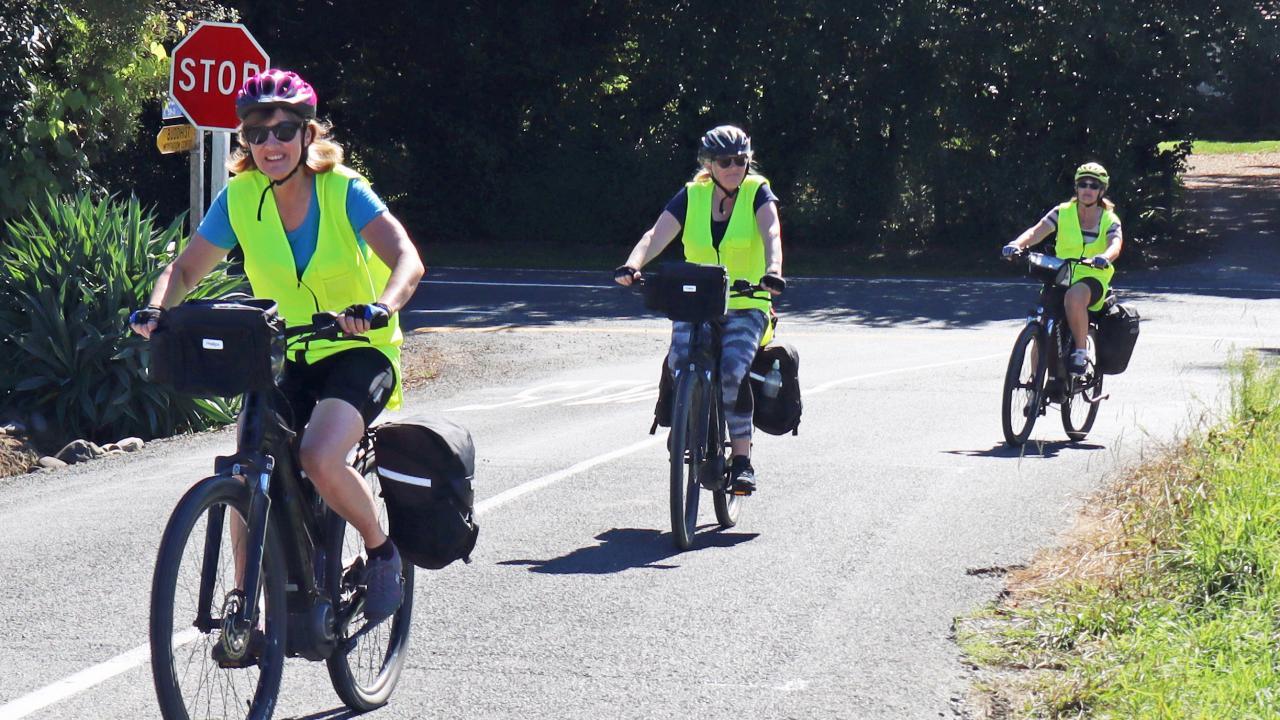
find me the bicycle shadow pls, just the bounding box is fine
[285,708,360,720]
[497,527,759,574]
[943,439,1105,460]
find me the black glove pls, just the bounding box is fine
[614,265,639,284]
[343,302,391,329]
[128,305,163,328]
[760,274,787,294]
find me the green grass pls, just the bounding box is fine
[961,354,1280,718]
[1159,139,1280,154]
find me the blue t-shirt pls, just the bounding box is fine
[663,182,779,247]
[197,175,388,275]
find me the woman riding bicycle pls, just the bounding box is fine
[129,69,424,625]
[1003,162,1124,377]
[614,125,784,494]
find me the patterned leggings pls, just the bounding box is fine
[667,309,768,441]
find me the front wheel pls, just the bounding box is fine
[1062,330,1103,441]
[669,370,704,550]
[1002,323,1047,446]
[150,475,287,720]
[326,454,416,712]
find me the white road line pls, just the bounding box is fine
[406,308,504,315]
[0,628,199,720]
[806,352,1007,396]
[474,436,665,515]
[0,350,1004,718]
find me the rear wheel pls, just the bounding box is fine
[710,399,741,528]
[326,453,416,711]
[150,475,286,720]
[1062,330,1103,441]
[1002,323,1047,446]
[669,370,704,550]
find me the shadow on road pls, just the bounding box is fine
[943,439,1105,460]
[497,527,758,574]
[285,708,360,720]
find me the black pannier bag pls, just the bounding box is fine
[149,298,284,397]
[749,342,802,435]
[650,360,674,433]
[642,262,729,323]
[374,416,479,570]
[1095,303,1140,375]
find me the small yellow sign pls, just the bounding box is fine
[156,124,198,154]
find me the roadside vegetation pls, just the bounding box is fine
[1158,139,1280,154]
[960,353,1280,718]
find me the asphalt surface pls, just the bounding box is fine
[1,262,1278,719]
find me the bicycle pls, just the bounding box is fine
[149,312,414,720]
[1000,251,1109,446]
[637,264,770,550]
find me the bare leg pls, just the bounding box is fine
[1064,283,1093,352]
[299,399,388,548]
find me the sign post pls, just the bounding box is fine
[168,22,269,233]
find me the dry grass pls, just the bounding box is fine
[0,435,40,477]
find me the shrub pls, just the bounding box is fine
[0,192,244,446]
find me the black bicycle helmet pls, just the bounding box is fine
[698,125,751,160]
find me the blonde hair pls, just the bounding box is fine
[1066,196,1116,211]
[227,110,343,175]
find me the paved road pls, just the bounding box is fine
[1,266,1276,719]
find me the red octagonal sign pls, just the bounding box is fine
[169,22,269,131]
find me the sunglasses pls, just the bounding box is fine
[241,121,303,145]
[713,155,749,169]
[1076,179,1103,190]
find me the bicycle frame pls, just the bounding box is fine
[1025,278,1104,407]
[194,386,373,661]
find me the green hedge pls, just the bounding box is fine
[0,193,244,446]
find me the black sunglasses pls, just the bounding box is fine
[714,155,749,169]
[1076,179,1103,190]
[241,121,303,145]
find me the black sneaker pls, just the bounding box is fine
[1068,349,1088,377]
[361,542,405,626]
[729,456,756,495]
[211,627,265,669]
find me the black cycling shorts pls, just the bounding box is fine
[1073,277,1104,308]
[274,347,395,430]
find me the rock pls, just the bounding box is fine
[38,456,68,469]
[55,439,106,464]
[116,437,145,452]
[0,421,26,437]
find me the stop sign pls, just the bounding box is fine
[169,22,269,131]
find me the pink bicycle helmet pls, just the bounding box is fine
[236,69,317,120]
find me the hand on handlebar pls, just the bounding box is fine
[759,273,786,296]
[613,265,640,287]
[1001,243,1022,260]
[337,302,390,336]
[128,305,164,339]
[1090,255,1111,270]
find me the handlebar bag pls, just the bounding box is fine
[642,262,729,323]
[749,342,802,436]
[374,415,479,570]
[1096,303,1140,375]
[149,298,284,397]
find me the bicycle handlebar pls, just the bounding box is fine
[284,311,389,344]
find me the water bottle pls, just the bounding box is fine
[762,359,783,399]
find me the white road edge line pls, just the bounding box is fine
[0,351,1001,719]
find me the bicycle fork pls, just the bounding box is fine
[194,458,275,635]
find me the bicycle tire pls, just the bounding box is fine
[325,456,416,712]
[669,369,703,550]
[1062,329,1103,441]
[1002,323,1047,446]
[150,475,286,720]
[710,392,741,528]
